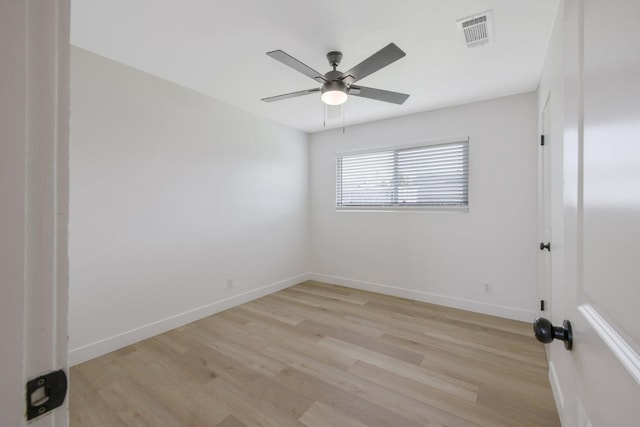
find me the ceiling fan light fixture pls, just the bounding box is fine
[321,81,348,105]
[321,90,348,106]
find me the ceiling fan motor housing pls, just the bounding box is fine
[322,79,347,95]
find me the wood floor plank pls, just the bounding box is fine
[69,369,129,427]
[290,284,370,305]
[132,337,219,385]
[317,336,479,402]
[477,383,560,427]
[263,345,471,427]
[296,319,425,365]
[241,300,305,326]
[73,357,133,390]
[244,321,358,370]
[270,293,385,339]
[348,360,521,427]
[99,381,189,427]
[380,331,548,382]
[299,401,368,427]
[116,353,230,426]
[346,311,546,368]
[216,415,249,427]
[204,376,306,427]
[341,313,546,382]
[70,280,560,427]
[360,293,532,336]
[274,366,426,427]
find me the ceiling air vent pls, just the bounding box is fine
[456,10,494,48]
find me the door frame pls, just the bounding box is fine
[0,1,70,426]
[538,92,552,323]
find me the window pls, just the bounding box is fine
[336,139,469,210]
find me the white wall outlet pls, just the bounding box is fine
[483,283,492,294]
[226,279,233,289]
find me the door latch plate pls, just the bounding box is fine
[26,369,67,420]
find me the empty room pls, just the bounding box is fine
[2,0,639,426]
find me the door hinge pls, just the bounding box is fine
[540,135,545,146]
[540,300,546,311]
[26,369,67,420]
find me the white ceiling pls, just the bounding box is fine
[71,0,559,133]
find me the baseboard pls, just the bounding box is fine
[548,360,565,424]
[308,273,535,322]
[69,273,310,366]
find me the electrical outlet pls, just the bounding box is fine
[226,279,233,289]
[483,283,492,294]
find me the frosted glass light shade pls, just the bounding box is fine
[321,90,348,106]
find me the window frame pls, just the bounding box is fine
[335,137,470,213]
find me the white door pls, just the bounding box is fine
[0,1,70,426]
[560,0,640,425]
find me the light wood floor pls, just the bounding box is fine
[70,281,560,427]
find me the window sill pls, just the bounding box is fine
[336,206,469,214]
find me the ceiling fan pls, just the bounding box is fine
[261,43,409,106]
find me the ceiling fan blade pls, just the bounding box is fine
[266,50,327,83]
[340,43,406,84]
[349,85,409,105]
[261,88,321,103]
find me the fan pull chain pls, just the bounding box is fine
[323,104,326,128]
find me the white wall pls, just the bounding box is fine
[69,47,309,364]
[309,93,539,321]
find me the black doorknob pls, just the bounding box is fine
[533,317,573,350]
[540,242,551,251]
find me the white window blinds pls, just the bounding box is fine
[336,140,469,209]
